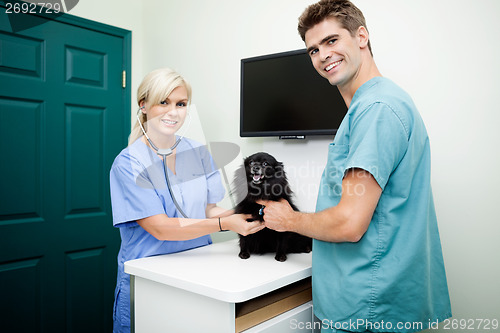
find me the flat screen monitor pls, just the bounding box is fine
[240,49,347,138]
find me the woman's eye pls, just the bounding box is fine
[160,100,168,105]
[177,102,187,107]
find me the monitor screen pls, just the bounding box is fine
[240,49,347,138]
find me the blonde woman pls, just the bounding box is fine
[109,68,263,333]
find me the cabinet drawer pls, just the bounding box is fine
[236,278,312,332]
[243,302,313,333]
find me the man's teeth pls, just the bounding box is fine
[325,60,342,71]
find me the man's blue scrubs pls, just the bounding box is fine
[313,77,452,333]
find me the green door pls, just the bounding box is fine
[0,6,130,332]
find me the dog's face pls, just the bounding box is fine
[244,152,283,185]
[232,152,290,203]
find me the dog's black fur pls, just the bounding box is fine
[234,152,312,262]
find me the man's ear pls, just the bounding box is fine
[357,26,369,49]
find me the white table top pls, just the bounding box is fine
[124,238,312,303]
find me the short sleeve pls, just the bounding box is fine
[344,102,409,190]
[109,154,166,227]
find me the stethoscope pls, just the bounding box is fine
[137,106,191,218]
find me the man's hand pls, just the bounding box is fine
[256,199,298,232]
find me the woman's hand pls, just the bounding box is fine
[222,214,265,236]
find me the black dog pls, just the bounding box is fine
[233,152,312,262]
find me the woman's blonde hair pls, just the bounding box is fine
[129,68,192,145]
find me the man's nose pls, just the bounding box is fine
[319,48,331,62]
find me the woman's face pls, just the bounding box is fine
[141,85,189,139]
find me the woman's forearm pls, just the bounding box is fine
[137,214,221,240]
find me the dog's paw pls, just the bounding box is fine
[275,253,287,262]
[239,251,250,259]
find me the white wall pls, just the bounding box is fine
[70,0,500,330]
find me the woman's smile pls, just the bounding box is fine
[161,119,179,127]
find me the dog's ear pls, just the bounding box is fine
[275,162,284,172]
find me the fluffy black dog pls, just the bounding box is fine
[233,152,312,262]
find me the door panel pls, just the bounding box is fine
[0,96,43,221]
[0,31,44,78]
[0,257,43,332]
[0,6,130,332]
[65,104,105,215]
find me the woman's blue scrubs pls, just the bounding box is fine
[109,137,225,333]
[313,77,452,332]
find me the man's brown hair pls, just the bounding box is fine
[298,0,372,55]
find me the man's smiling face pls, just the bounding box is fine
[305,17,363,89]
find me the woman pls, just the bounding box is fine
[109,68,263,333]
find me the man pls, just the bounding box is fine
[258,1,452,332]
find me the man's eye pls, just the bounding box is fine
[310,49,318,56]
[328,39,337,45]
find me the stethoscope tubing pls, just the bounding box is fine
[160,151,188,218]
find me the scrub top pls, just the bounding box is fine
[109,137,225,333]
[313,77,451,332]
